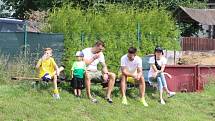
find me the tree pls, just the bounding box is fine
[1,0,63,19]
[2,0,207,19]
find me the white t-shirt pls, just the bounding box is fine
[120,54,142,74]
[148,56,167,78]
[82,48,105,71]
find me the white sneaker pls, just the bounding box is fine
[168,92,176,98]
[160,99,165,105]
[53,93,60,99]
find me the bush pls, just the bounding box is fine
[44,4,180,75]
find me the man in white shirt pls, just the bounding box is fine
[120,47,148,106]
[82,41,116,103]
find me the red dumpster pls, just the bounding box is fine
[196,65,215,91]
[165,65,197,92]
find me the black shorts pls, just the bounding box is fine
[71,77,85,89]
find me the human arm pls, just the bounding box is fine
[163,72,172,78]
[151,57,167,77]
[101,61,109,81]
[71,62,76,79]
[36,59,42,69]
[83,53,100,65]
[121,66,137,78]
[51,58,59,76]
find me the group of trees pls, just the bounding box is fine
[1,0,207,36]
[0,0,208,74]
[2,0,207,19]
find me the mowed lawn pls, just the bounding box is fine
[0,81,215,121]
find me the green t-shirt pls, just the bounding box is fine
[71,61,86,78]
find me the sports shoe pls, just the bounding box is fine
[140,98,148,107]
[105,97,113,104]
[160,99,165,105]
[168,92,176,98]
[91,98,98,103]
[122,97,128,105]
[53,93,60,99]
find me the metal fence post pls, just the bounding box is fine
[81,32,84,48]
[24,20,27,57]
[136,22,141,49]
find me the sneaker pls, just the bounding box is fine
[140,98,148,107]
[160,99,165,105]
[168,92,176,98]
[122,97,128,105]
[91,98,98,103]
[53,93,60,99]
[105,97,113,104]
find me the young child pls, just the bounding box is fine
[71,51,86,97]
[148,46,176,105]
[36,48,64,99]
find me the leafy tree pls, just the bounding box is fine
[1,0,63,19]
[2,0,207,19]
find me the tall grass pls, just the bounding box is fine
[0,53,38,85]
[0,54,10,84]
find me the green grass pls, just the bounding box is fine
[0,81,215,121]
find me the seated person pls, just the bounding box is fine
[120,47,148,106]
[36,48,64,99]
[148,46,176,105]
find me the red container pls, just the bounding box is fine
[196,65,215,91]
[165,65,197,92]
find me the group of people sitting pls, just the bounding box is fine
[36,40,175,106]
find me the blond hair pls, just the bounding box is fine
[43,48,52,52]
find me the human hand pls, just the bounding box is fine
[152,71,158,78]
[42,54,48,60]
[132,73,139,80]
[103,73,109,81]
[136,73,142,80]
[56,69,60,76]
[93,54,100,60]
[166,73,172,79]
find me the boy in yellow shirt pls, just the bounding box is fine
[36,48,64,99]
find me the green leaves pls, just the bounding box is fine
[45,5,180,74]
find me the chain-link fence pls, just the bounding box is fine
[0,32,64,65]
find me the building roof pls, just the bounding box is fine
[0,18,39,32]
[175,6,215,25]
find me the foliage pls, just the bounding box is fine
[1,0,206,37]
[1,0,207,18]
[1,0,61,19]
[44,4,180,74]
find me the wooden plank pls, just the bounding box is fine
[11,77,41,80]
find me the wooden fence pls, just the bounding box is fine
[181,37,215,51]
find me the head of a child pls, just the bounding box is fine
[43,48,53,59]
[75,51,84,61]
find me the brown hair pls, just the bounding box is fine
[128,47,137,54]
[94,40,105,47]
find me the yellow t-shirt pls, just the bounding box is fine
[37,57,57,78]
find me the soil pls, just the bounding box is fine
[178,51,215,65]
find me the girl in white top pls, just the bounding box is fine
[148,46,175,105]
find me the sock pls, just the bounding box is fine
[53,89,59,94]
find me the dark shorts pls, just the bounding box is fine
[42,73,52,82]
[71,77,85,89]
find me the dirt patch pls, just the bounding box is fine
[178,51,215,65]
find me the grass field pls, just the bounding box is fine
[0,80,215,121]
